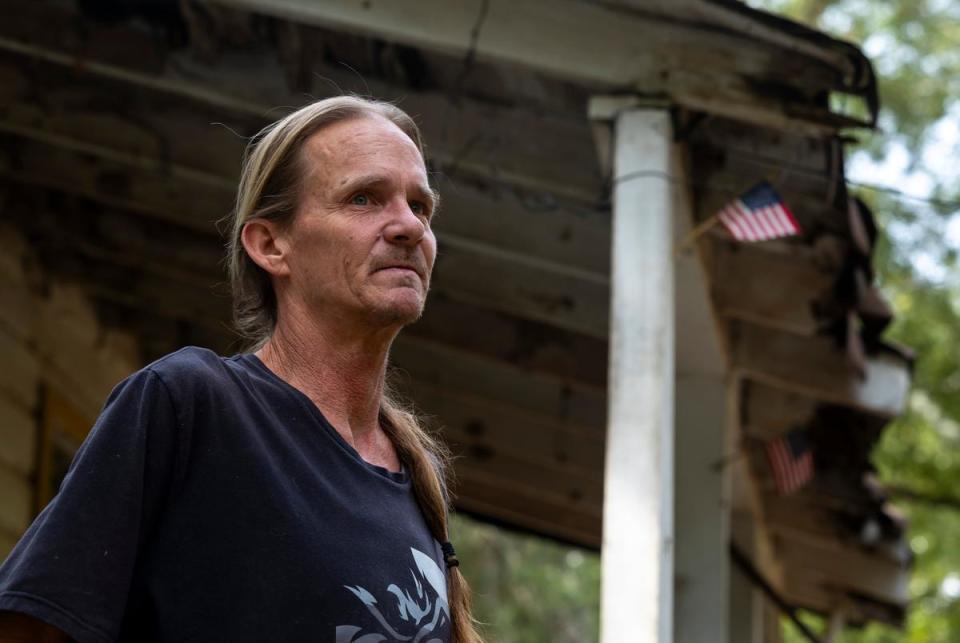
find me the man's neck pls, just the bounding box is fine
[256,314,400,468]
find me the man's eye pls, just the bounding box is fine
[412,202,435,220]
[351,194,369,206]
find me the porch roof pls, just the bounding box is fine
[0,0,910,627]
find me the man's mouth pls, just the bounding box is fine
[375,264,422,278]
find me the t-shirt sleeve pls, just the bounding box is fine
[0,368,181,643]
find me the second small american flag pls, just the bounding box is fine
[765,428,815,495]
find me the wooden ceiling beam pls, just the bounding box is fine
[211,0,805,85]
[408,294,607,388]
[0,96,609,278]
[454,467,602,549]
[6,193,610,392]
[7,200,608,548]
[4,207,609,433]
[0,52,612,276]
[709,241,835,336]
[405,380,605,479]
[741,380,820,440]
[451,445,603,510]
[0,128,232,233]
[391,335,606,432]
[760,493,911,592]
[0,5,605,202]
[0,127,610,337]
[688,117,832,174]
[21,250,609,538]
[733,322,909,419]
[13,237,611,496]
[208,0,855,134]
[53,262,612,456]
[0,68,612,275]
[775,531,910,609]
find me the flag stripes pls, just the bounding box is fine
[717,182,801,242]
[765,428,814,495]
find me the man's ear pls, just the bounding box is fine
[241,219,291,277]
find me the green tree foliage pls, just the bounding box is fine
[450,514,601,642]
[747,0,960,641]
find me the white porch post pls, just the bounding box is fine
[600,107,675,643]
[673,168,730,640]
[674,375,729,642]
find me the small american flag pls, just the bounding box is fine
[765,428,814,495]
[717,181,801,242]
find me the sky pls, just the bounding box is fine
[741,1,960,283]
[837,13,960,283]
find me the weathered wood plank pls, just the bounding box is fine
[0,5,606,201]
[3,227,611,439]
[433,234,609,337]
[453,467,602,549]
[0,127,611,337]
[7,185,613,384]
[212,0,831,83]
[450,443,603,509]
[0,130,232,234]
[11,233,610,414]
[407,294,608,388]
[710,242,835,335]
[741,380,819,441]
[0,62,612,275]
[688,117,831,174]
[760,492,909,586]
[392,335,607,432]
[208,0,855,135]
[404,379,605,478]
[776,532,909,608]
[733,323,909,419]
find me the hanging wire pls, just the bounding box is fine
[848,180,960,210]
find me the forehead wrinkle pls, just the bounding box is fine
[299,117,430,200]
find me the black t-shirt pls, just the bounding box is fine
[0,347,451,643]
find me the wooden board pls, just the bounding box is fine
[776,532,909,612]
[209,0,858,135]
[710,241,835,335]
[0,124,611,337]
[733,323,910,419]
[0,6,606,201]
[454,466,602,549]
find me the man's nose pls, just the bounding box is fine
[383,199,426,245]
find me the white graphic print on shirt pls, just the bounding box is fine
[336,547,449,643]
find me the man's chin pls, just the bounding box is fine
[368,294,427,327]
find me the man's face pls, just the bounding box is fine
[281,115,437,330]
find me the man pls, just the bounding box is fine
[0,97,481,643]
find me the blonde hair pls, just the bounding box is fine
[226,96,482,643]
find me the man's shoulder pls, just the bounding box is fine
[140,346,241,396]
[146,345,228,375]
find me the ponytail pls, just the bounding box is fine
[380,390,484,643]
